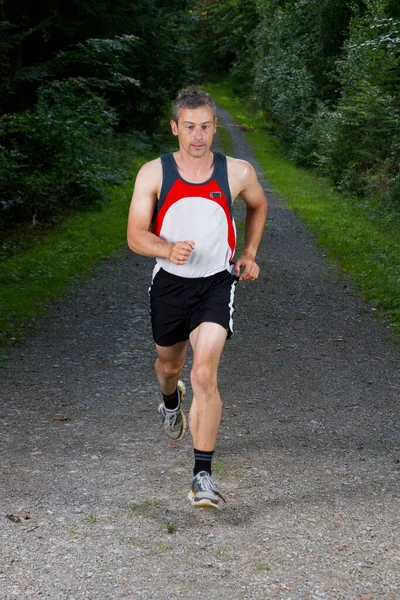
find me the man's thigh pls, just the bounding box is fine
[190,322,228,369]
[189,270,238,339]
[155,340,188,369]
[149,269,191,346]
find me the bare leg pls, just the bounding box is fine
[188,322,228,452]
[155,340,188,395]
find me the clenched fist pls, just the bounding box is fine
[169,240,195,265]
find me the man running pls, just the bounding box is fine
[127,87,267,508]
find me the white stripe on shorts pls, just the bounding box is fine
[228,278,237,333]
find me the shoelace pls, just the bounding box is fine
[197,473,226,503]
[160,405,180,430]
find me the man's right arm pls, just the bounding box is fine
[127,159,194,265]
[127,159,172,259]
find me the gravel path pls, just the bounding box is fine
[1,107,399,600]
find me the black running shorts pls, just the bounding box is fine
[149,268,238,347]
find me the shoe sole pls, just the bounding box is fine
[187,491,221,510]
[174,380,186,441]
[173,410,186,442]
[177,380,185,404]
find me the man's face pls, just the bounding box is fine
[170,106,217,158]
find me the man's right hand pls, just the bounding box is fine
[169,240,195,265]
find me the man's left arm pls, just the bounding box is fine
[234,162,268,281]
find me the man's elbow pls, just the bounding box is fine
[263,199,268,217]
[258,195,268,218]
[251,197,267,218]
[127,230,140,254]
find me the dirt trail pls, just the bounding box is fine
[1,107,399,600]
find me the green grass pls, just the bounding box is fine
[212,459,227,475]
[0,157,144,345]
[87,513,98,524]
[162,520,177,534]
[205,82,400,339]
[216,122,234,156]
[2,88,399,344]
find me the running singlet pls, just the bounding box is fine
[151,152,236,278]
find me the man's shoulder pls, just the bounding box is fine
[137,156,163,179]
[226,156,255,181]
[133,157,163,197]
[141,156,163,171]
[226,155,251,168]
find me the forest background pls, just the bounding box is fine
[0,0,399,341]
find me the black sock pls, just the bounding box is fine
[194,449,214,476]
[162,388,180,411]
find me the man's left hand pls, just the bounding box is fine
[234,254,260,281]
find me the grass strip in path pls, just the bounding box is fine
[206,82,400,340]
[0,159,143,345]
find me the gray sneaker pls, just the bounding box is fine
[158,380,186,441]
[188,471,226,509]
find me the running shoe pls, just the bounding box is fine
[158,380,186,441]
[188,471,226,509]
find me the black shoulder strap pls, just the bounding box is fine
[213,151,232,208]
[159,153,177,206]
[151,153,176,224]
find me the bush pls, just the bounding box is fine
[0,79,122,227]
[311,4,400,201]
[253,1,314,144]
[229,0,261,96]
[252,0,354,147]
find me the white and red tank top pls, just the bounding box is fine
[151,152,236,278]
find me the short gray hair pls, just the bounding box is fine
[172,87,217,122]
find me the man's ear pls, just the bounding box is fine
[170,119,178,136]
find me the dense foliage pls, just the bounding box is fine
[2,0,399,231]
[0,0,197,229]
[196,0,400,209]
[311,6,400,205]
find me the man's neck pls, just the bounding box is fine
[173,150,214,183]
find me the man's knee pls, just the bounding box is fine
[155,357,182,379]
[191,363,217,393]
